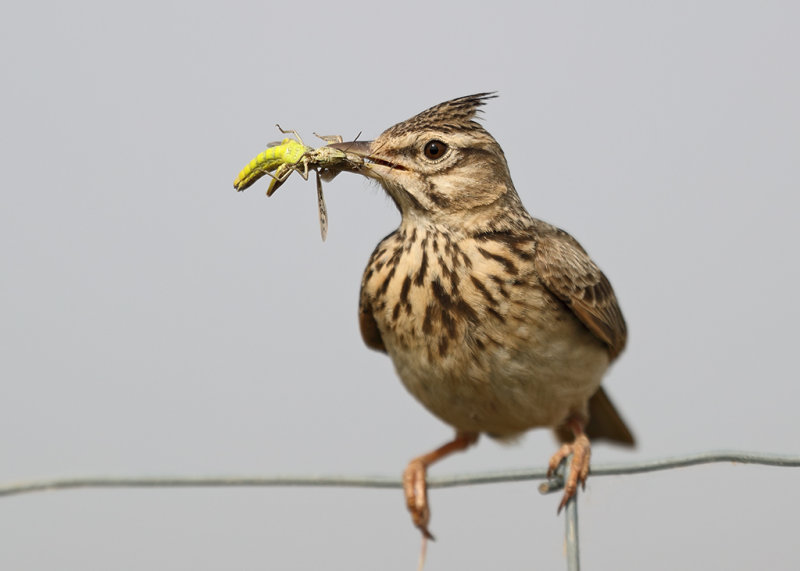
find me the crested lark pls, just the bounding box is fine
[327,93,634,540]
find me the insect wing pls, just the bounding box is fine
[315,170,328,241]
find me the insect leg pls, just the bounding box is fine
[266,164,294,196]
[313,133,343,144]
[297,156,311,181]
[276,124,305,147]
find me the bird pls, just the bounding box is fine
[325,93,634,541]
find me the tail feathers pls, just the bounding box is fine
[585,387,635,446]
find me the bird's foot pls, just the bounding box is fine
[547,432,591,513]
[403,458,435,540]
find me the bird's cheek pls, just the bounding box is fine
[459,177,510,209]
[392,180,435,213]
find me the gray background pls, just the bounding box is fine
[2,1,798,569]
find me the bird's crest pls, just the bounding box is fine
[382,93,497,137]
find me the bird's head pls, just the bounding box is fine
[330,93,525,230]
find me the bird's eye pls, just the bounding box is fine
[423,140,447,160]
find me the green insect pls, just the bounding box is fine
[233,126,365,240]
[233,127,313,196]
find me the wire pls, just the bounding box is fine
[1,450,798,499]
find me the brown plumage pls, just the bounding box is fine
[329,93,634,540]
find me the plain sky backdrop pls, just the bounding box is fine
[2,2,799,569]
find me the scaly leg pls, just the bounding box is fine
[548,417,591,513]
[403,431,479,540]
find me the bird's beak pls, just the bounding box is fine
[326,140,405,180]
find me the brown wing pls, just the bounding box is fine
[358,231,400,354]
[537,229,634,445]
[534,228,627,360]
[359,302,386,353]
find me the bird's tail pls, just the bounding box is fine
[584,386,635,446]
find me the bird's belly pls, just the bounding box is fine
[385,308,609,437]
[361,226,612,437]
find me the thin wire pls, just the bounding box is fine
[562,458,580,571]
[0,450,797,499]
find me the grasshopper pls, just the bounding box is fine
[233,126,365,240]
[233,126,313,196]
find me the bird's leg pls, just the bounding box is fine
[403,431,479,540]
[548,417,591,513]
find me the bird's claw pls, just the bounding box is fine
[547,433,591,513]
[403,459,435,540]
